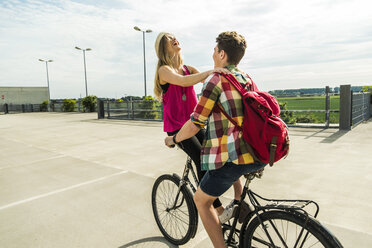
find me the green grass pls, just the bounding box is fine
[276,96,339,110]
[277,96,340,124]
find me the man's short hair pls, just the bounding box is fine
[216,31,247,65]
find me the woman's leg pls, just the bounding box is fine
[168,129,222,208]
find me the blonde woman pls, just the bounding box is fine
[155,32,234,219]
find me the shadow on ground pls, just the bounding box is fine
[289,128,349,143]
[119,236,178,248]
[320,130,349,143]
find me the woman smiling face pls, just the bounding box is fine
[165,34,181,55]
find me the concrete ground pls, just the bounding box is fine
[0,112,371,247]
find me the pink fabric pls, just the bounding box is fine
[162,66,198,132]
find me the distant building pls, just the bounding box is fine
[0,87,48,105]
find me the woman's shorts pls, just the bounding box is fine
[199,161,266,197]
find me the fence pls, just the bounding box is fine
[1,103,44,114]
[279,86,340,128]
[98,99,163,121]
[1,101,85,114]
[352,92,371,126]
[339,85,371,130]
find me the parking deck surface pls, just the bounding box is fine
[0,113,371,247]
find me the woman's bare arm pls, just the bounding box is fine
[158,65,229,87]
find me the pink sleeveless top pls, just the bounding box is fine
[162,65,198,132]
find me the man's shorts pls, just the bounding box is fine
[200,161,267,197]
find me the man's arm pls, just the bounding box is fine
[165,120,200,147]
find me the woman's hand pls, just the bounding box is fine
[164,136,175,148]
[212,67,230,75]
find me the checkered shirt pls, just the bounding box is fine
[191,65,254,170]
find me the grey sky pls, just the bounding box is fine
[0,0,371,99]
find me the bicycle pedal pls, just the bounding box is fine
[228,242,239,248]
[225,239,238,248]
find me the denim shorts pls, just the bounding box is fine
[200,161,267,197]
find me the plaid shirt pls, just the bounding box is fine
[191,65,254,170]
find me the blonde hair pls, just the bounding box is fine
[154,32,183,101]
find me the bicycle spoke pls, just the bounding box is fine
[298,231,321,248]
[252,236,277,247]
[269,218,288,248]
[168,211,189,226]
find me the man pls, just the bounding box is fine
[165,31,266,248]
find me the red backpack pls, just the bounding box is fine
[217,73,290,166]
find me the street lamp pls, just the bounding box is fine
[75,46,92,97]
[133,26,152,97]
[38,58,53,111]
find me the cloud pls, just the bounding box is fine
[0,0,371,99]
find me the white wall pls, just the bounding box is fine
[0,87,48,105]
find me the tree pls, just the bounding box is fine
[138,95,160,119]
[278,102,296,124]
[62,99,76,112]
[81,95,97,112]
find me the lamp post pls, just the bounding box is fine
[75,46,92,97]
[38,58,53,111]
[134,26,152,97]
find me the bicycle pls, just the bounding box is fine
[151,157,343,247]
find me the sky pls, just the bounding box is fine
[0,0,372,99]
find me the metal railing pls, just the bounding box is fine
[351,92,371,126]
[1,103,45,114]
[99,99,163,121]
[1,100,84,114]
[279,86,340,128]
[340,85,371,130]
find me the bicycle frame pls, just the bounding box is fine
[164,159,323,247]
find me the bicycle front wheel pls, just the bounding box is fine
[241,210,343,248]
[151,174,198,245]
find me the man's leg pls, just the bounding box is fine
[233,178,243,200]
[194,187,226,248]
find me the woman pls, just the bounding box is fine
[154,32,234,219]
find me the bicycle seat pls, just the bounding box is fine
[243,169,264,180]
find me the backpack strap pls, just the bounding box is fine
[244,74,258,91]
[215,103,260,163]
[222,73,258,93]
[222,73,246,94]
[269,136,277,166]
[216,103,240,130]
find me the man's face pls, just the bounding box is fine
[213,45,221,67]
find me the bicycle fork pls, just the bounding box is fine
[167,158,195,212]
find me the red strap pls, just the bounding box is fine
[216,103,241,129]
[223,73,245,93]
[215,73,254,128]
[222,73,258,92]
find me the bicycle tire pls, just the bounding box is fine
[151,174,198,245]
[240,210,343,248]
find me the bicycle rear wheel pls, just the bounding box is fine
[151,174,198,245]
[241,210,343,248]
